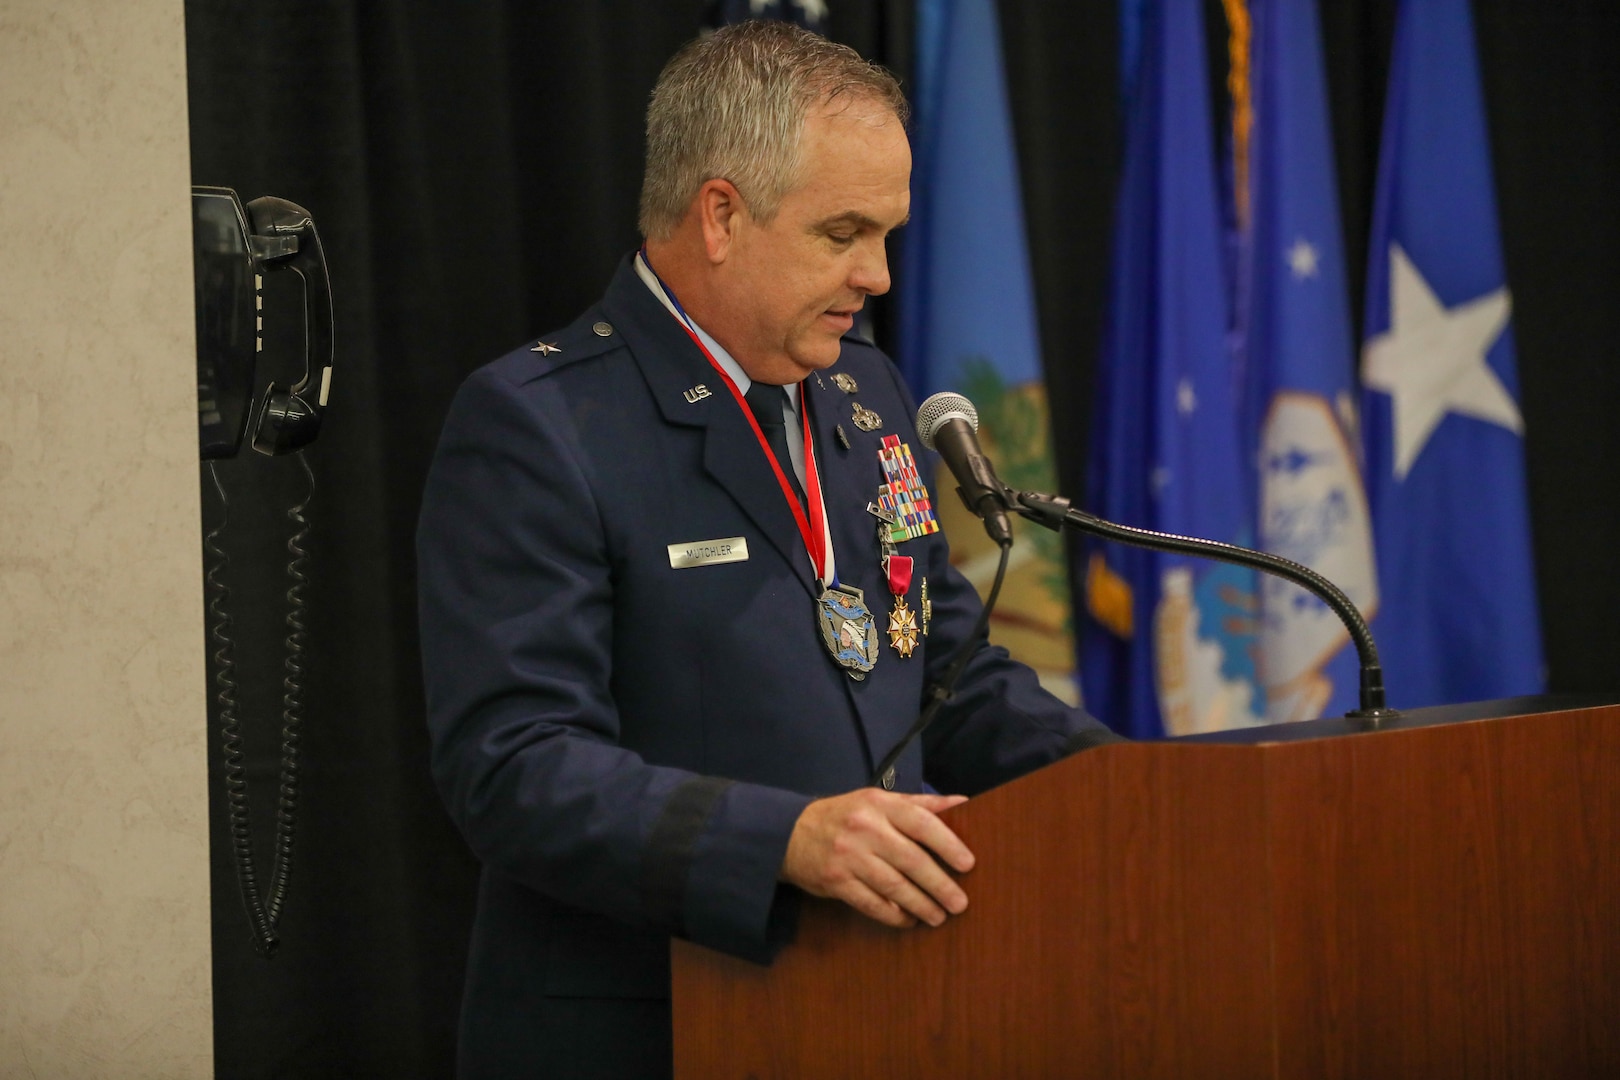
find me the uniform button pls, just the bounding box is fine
[592,321,613,337]
[881,766,896,790]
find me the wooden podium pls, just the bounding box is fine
[672,697,1620,1078]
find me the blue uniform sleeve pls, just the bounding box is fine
[417,366,811,963]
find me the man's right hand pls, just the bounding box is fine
[779,789,975,929]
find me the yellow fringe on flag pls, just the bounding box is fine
[1222,0,1253,228]
[1085,552,1135,639]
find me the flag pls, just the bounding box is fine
[1241,0,1378,722]
[707,0,827,33]
[1080,0,1261,738]
[1359,0,1544,705]
[898,0,1078,703]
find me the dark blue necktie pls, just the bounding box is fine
[744,382,806,510]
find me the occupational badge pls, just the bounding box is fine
[875,435,940,544]
[816,585,879,679]
[832,372,859,394]
[850,402,882,431]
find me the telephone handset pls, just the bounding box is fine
[193,186,333,459]
[193,186,333,958]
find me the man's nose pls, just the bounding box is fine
[850,239,892,296]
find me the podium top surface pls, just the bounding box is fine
[1170,692,1619,745]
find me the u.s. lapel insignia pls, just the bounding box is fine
[888,595,920,657]
[817,585,879,679]
[683,384,712,403]
[531,341,561,355]
[920,577,931,636]
[850,401,882,431]
[875,435,941,543]
[833,372,859,394]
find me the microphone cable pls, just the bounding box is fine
[870,535,1011,786]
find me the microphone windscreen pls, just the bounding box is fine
[916,392,979,450]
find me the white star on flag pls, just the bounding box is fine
[1287,238,1319,279]
[1176,377,1197,415]
[1361,243,1521,480]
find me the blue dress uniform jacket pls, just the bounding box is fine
[417,256,1120,1077]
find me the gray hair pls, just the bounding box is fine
[638,20,908,241]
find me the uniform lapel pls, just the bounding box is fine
[601,258,817,596]
[806,362,920,774]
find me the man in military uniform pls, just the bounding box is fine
[417,20,1119,1078]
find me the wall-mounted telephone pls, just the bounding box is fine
[193,186,333,957]
[194,186,332,458]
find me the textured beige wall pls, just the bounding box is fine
[0,1,213,1076]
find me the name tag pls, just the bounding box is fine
[667,536,749,569]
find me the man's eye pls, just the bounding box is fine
[828,233,856,245]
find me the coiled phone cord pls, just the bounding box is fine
[204,452,313,958]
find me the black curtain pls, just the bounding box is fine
[184,1,1620,1075]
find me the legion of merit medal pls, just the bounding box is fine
[887,594,920,657]
[882,553,916,659]
[817,585,879,679]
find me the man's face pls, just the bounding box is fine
[716,102,911,385]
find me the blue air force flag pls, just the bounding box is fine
[1081,0,1261,738]
[1243,0,1377,723]
[1358,0,1544,706]
[708,0,827,33]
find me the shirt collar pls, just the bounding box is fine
[633,251,800,411]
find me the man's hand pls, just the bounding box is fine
[780,789,975,929]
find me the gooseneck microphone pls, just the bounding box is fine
[1015,491,1397,722]
[917,393,1014,547]
[908,391,1400,727]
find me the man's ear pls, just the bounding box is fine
[696,178,746,264]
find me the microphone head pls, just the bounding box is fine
[916,392,979,451]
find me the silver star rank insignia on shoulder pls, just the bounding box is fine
[531,341,561,355]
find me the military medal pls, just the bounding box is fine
[875,435,940,543]
[885,556,918,657]
[817,585,879,678]
[867,502,917,658]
